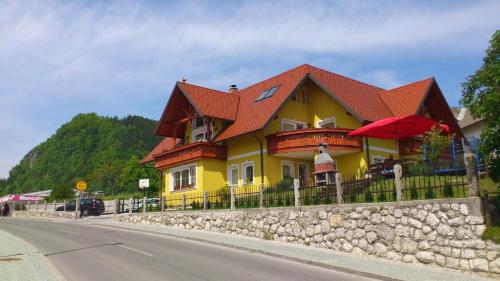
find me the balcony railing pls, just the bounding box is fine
[153,141,227,169]
[266,128,362,155]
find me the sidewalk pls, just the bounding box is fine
[87,219,495,281]
[0,229,64,281]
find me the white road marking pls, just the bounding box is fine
[119,245,153,257]
[58,229,79,235]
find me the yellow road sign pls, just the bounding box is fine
[76,181,87,192]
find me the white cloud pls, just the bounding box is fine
[0,0,499,177]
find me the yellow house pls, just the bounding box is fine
[141,64,461,200]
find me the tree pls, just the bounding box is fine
[423,125,449,165]
[48,184,75,201]
[461,30,500,182]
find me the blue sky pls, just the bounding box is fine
[0,0,499,178]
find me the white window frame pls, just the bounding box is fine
[227,164,239,186]
[281,160,295,179]
[297,162,310,180]
[242,161,255,185]
[317,116,337,128]
[191,118,207,143]
[281,119,307,131]
[170,163,197,192]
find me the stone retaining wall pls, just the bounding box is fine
[116,197,499,277]
[11,211,75,219]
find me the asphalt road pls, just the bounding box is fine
[0,218,376,281]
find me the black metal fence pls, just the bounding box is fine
[153,160,474,212]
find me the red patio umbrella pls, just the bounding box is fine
[348,115,449,139]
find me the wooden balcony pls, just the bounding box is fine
[398,138,423,157]
[266,128,362,155]
[153,141,227,169]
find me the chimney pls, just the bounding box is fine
[314,143,336,173]
[228,84,238,93]
[181,77,187,83]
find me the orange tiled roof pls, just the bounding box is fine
[380,78,434,117]
[177,82,240,121]
[160,64,434,142]
[140,137,180,164]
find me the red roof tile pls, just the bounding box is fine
[177,82,240,121]
[140,137,180,164]
[380,78,433,117]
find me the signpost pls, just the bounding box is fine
[76,181,87,199]
[139,179,149,198]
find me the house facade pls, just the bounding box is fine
[141,64,461,198]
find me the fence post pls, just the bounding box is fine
[181,194,186,210]
[335,172,343,204]
[63,200,66,212]
[35,201,39,211]
[75,198,80,219]
[113,199,118,219]
[259,183,264,208]
[143,197,147,213]
[394,164,404,201]
[294,178,300,207]
[161,195,165,213]
[27,201,31,212]
[129,198,133,214]
[44,201,47,212]
[464,152,480,197]
[203,191,208,210]
[230,186,236,209]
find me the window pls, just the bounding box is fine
[192,117,206,129]
[318,116,336,128]
[171,164,196,191]
[256,86,280,102]
[282,119,307,131]
[242,162,254,184]
[281,160,295,179]
[228,165,239,186]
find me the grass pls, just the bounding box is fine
[482,226,500,244]
[480,176,499,193]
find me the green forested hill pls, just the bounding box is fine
[0,113,162,196]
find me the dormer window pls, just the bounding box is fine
[192,117,206,129]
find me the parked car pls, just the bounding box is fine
[56,198,105,217]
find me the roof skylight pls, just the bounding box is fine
[255,86,280,102]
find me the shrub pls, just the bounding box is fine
[443,179,454,198]
[378,191,387,202]
[410,178,419,200]
[425,178,435,199]
[364,189,373,202]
